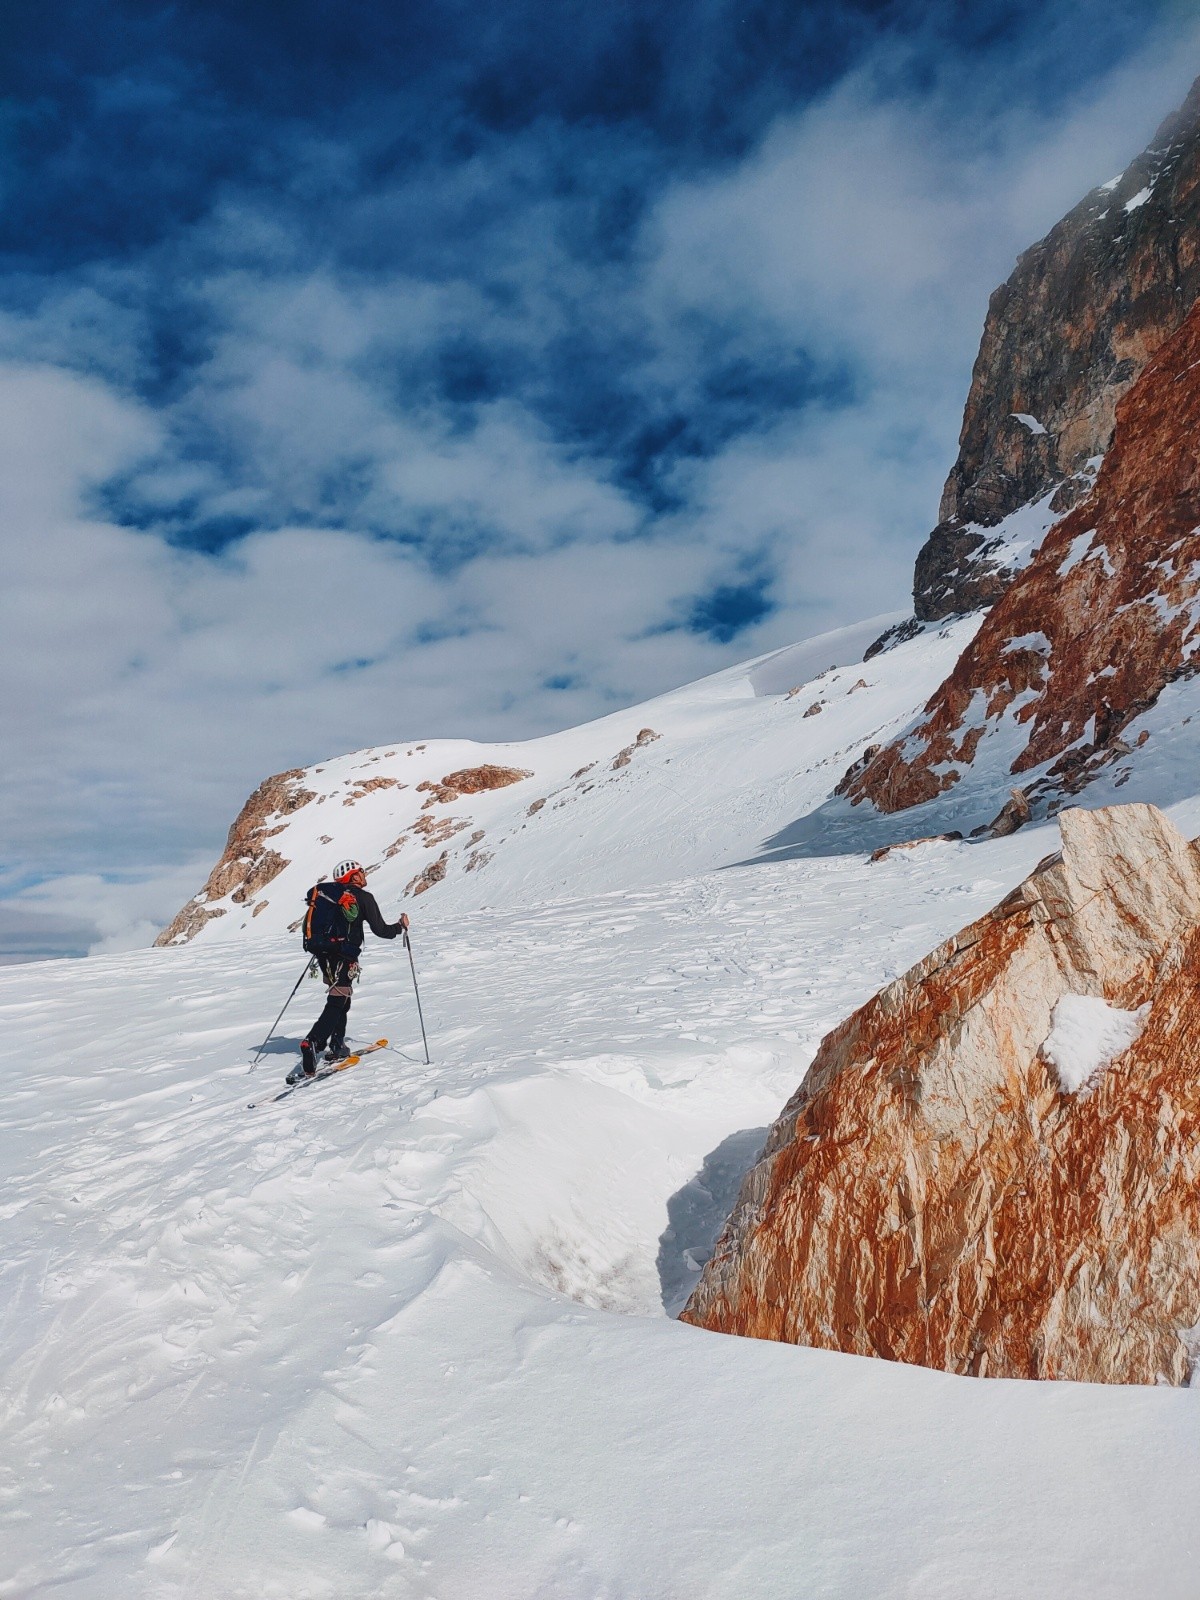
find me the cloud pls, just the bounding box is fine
[0,908,93,964]
[644,32,1200,380]
[0,857,216,961]
[3,3,1200,952]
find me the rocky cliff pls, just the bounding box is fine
[913,75,1200,621]
[844,293,1200,820]
[155,769,317,946]
[682,803,1200,1385]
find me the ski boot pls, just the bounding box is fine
[286,1040,318,1085]
[325,1042,352,1064]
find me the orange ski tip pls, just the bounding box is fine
[375,1037,389,1046]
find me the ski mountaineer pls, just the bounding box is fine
[286,859,410,1085]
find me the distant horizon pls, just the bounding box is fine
[3,0,1198,956]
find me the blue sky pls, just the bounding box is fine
[3,0,1199,956]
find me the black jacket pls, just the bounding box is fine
[347,887,405,951]
[306,881,404,957]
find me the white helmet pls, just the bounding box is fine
[333,859,365,881]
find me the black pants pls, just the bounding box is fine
[306,954,358,1051]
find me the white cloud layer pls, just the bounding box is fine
[4,22,1200,953]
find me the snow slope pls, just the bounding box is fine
[171,610,991,943]
[7,797,1200,1596]
[12,611,1200,1596]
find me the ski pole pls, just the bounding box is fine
[249,958,316,1070]
[404,928,431,1064]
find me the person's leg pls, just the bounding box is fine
[309,957,352,1053]
[297,955,347,1071]
[325,959,355,1056]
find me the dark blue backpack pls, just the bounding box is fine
[302,881,361,955]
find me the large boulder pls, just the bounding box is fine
[683,804,1200,1385]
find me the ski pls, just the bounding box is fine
[248,1039,389,1107]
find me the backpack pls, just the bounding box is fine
[303,881,361,956]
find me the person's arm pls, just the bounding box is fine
[357,888,410,939]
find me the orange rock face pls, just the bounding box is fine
[847,298,1200,818]
[683,804,1200,1385]
[155,769,314,945]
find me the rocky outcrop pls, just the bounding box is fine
[914,75,1200,621]
[868,831,961,864]
[410,814,471,846]
[155,769,315,946]
[416,765,532,807]
[846,295,1200,818]
[611,728,661,770]
[342,776,402,805]
[406,851,449,897]
[982,787,1032,840]
[682,804,1200,1385]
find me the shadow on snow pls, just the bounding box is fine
[657,1126,767,1317]
[726,789,1002,868]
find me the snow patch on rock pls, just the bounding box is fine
[1011,412,1048,435]
[1041,994,1151,1094]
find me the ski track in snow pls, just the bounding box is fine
[5,829,1200,1598]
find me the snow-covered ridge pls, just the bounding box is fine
[161,610,984,945]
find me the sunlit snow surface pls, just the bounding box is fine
[6,826,1200,1597]
[7,615,1200,1597]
